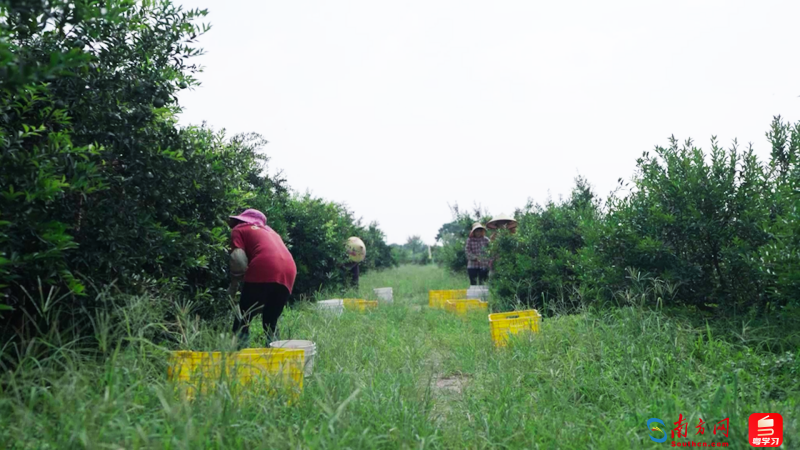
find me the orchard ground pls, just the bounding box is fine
[0,265,797,449]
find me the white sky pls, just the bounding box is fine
[176,0,800,245]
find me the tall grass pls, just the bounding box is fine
[0,265,797,449]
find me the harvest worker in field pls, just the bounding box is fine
[227,208,297,348]
[486,213,518,275]
[339,237,366,290]
[465,222,491,285]
[487,213,518,241]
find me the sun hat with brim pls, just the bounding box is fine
[486,213,518,230]
[469,222,487,238]
[229,209,267,226]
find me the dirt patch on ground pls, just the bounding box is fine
[433,373,470,394]
[429,372,471,421]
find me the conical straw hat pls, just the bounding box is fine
[486,213,517,230]
[469,222,486,237]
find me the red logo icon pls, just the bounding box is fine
[749,413,783,447]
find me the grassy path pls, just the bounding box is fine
[1,265,798,449]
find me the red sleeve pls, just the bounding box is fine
[231,227,245,250]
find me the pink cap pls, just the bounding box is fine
[229,209,266,226]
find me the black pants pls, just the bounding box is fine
[467,268,489,286]
[342,263,359,288]
[350,263,359,287]
[233,282,290,347]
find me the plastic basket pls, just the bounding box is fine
[488,309,541,347]
[444,299,488,316]
[428,289,468,309]
[343,298,378,312]
[167,348,304,401]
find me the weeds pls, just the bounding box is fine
[0,265,797,449]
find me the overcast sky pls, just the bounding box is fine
[176,0,800,245]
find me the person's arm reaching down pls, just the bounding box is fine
[228,227,249,296]
[228,248,248,295]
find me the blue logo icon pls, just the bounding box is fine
[647,418,667,443]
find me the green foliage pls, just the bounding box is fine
[280,195,396,299]
[391,235,431,266]
[590,136,772,311]
[0,0,395,335]
[0,85,105,299]
[282,194,355,296]
[0,0,241,326]
[489,177,599,312]
[754,116,800,309]
[0,0,98,91]
[466,119,800,318]
[1,265,797,448]
[358,222,396,272]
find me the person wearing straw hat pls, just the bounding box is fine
[227,208,297,348]
[487,213,518,241]
[485,213,518,274]
[339,237,366,290]
[465,222,491,285]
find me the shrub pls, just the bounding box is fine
[752,117,800,310]
[0,0,395,338]
[489,177,599,312]
[591,136,772,311]
[391,236,431,266]
[358,222,396,272]
[483,119,800,317]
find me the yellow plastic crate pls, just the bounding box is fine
[167,348,304,400]
[428,289,467,309]
[445,299,488,316]
[343,298,378,312]
[488,309,541,347]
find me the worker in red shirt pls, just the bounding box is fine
[227,208,297,348]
